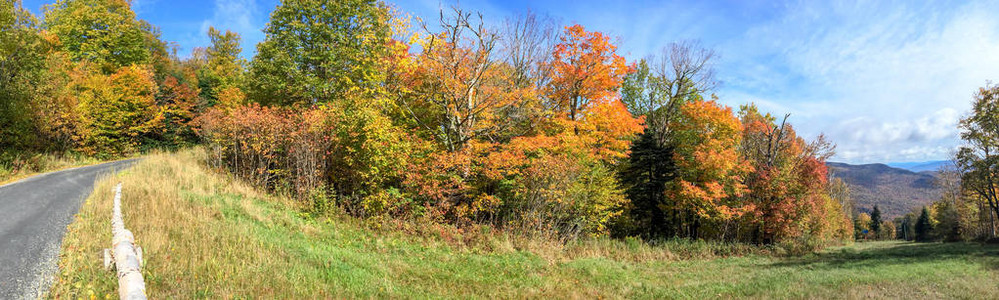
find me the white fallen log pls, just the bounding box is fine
[104,183,147,300]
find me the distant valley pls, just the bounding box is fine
[827,161,947,218]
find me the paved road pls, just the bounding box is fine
[0,159,137,299]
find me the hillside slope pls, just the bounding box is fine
[47,150,999,298]
[827,162,942,217]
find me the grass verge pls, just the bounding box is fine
[48,149,999,298]
[0,153,102,185]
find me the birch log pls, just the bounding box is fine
[107,183,147,300]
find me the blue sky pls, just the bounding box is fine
[20,0,999,164]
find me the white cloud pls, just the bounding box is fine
[201,0,258,33]
[155,0,999,164]
[389,0,999,164]
[185,0,263,58]
[716,0,999,163]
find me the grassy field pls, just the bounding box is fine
[48,149,999,299]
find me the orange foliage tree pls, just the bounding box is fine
[666,97,750,238]
[547,24,631,135]
[738,104,848,245]
[398,7,532,152]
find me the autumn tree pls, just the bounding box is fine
[43,0,151,73]
[398,6,522,152]
[665,97,748,238]
[619,42,717,238]
[491,10,560,137]
[878,221,896,240]
[855,212,871,239]
[739,104,838,244]
[32,50,81,152]
[0,0,47,154]
[547,24,629,134]
[198,26,245,108]
[75,65,159,157]
[622,41,716,146]
[152,71,200,146]
[829,178,855,221]
[932,166,978,241]
[956,84,999,239]
[247,0,394,106]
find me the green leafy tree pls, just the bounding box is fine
[247,0,394,106]
[915,206,934,242]
[198,26,245,108]
[956,84,999,240]
[0,0,47,154]
[43,0,151,73]
[618,42,716,238]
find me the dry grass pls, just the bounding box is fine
[47,149,301,298]
[0,153,102,185]
[47,148,999,299]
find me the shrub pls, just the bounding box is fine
[198,102,414,214]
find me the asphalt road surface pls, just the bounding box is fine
[0,159,137,299]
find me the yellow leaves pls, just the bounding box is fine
[667,98,751,222]
[216,86,247,110]
[73,64,161,157]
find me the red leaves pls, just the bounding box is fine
[738,104,845,243]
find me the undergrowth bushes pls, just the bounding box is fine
[197,105,628,240]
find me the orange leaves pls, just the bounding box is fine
[669,98,750,221]
[198,103,414,201]
[580,96,644,160]
[396,8,527,152]
[736,104,845,244]
[542,24,640,161]
[548,24,630,123]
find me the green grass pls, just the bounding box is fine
[48,149,999,299]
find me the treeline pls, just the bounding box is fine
[0,0,231,162]
[0,0,853,249]
[900,87,999,243]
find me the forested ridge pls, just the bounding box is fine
[826,162,941,217]
[6,0,995,253]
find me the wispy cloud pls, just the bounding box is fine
[199,0,264,57]
[80,0,999,164]
[389,0,999,163]
[130,0,157,15]
[714,0,999,163]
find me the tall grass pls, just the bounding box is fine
[48,148,999,298]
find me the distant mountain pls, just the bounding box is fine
[886,160,953,173]
[826,162,942,218]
